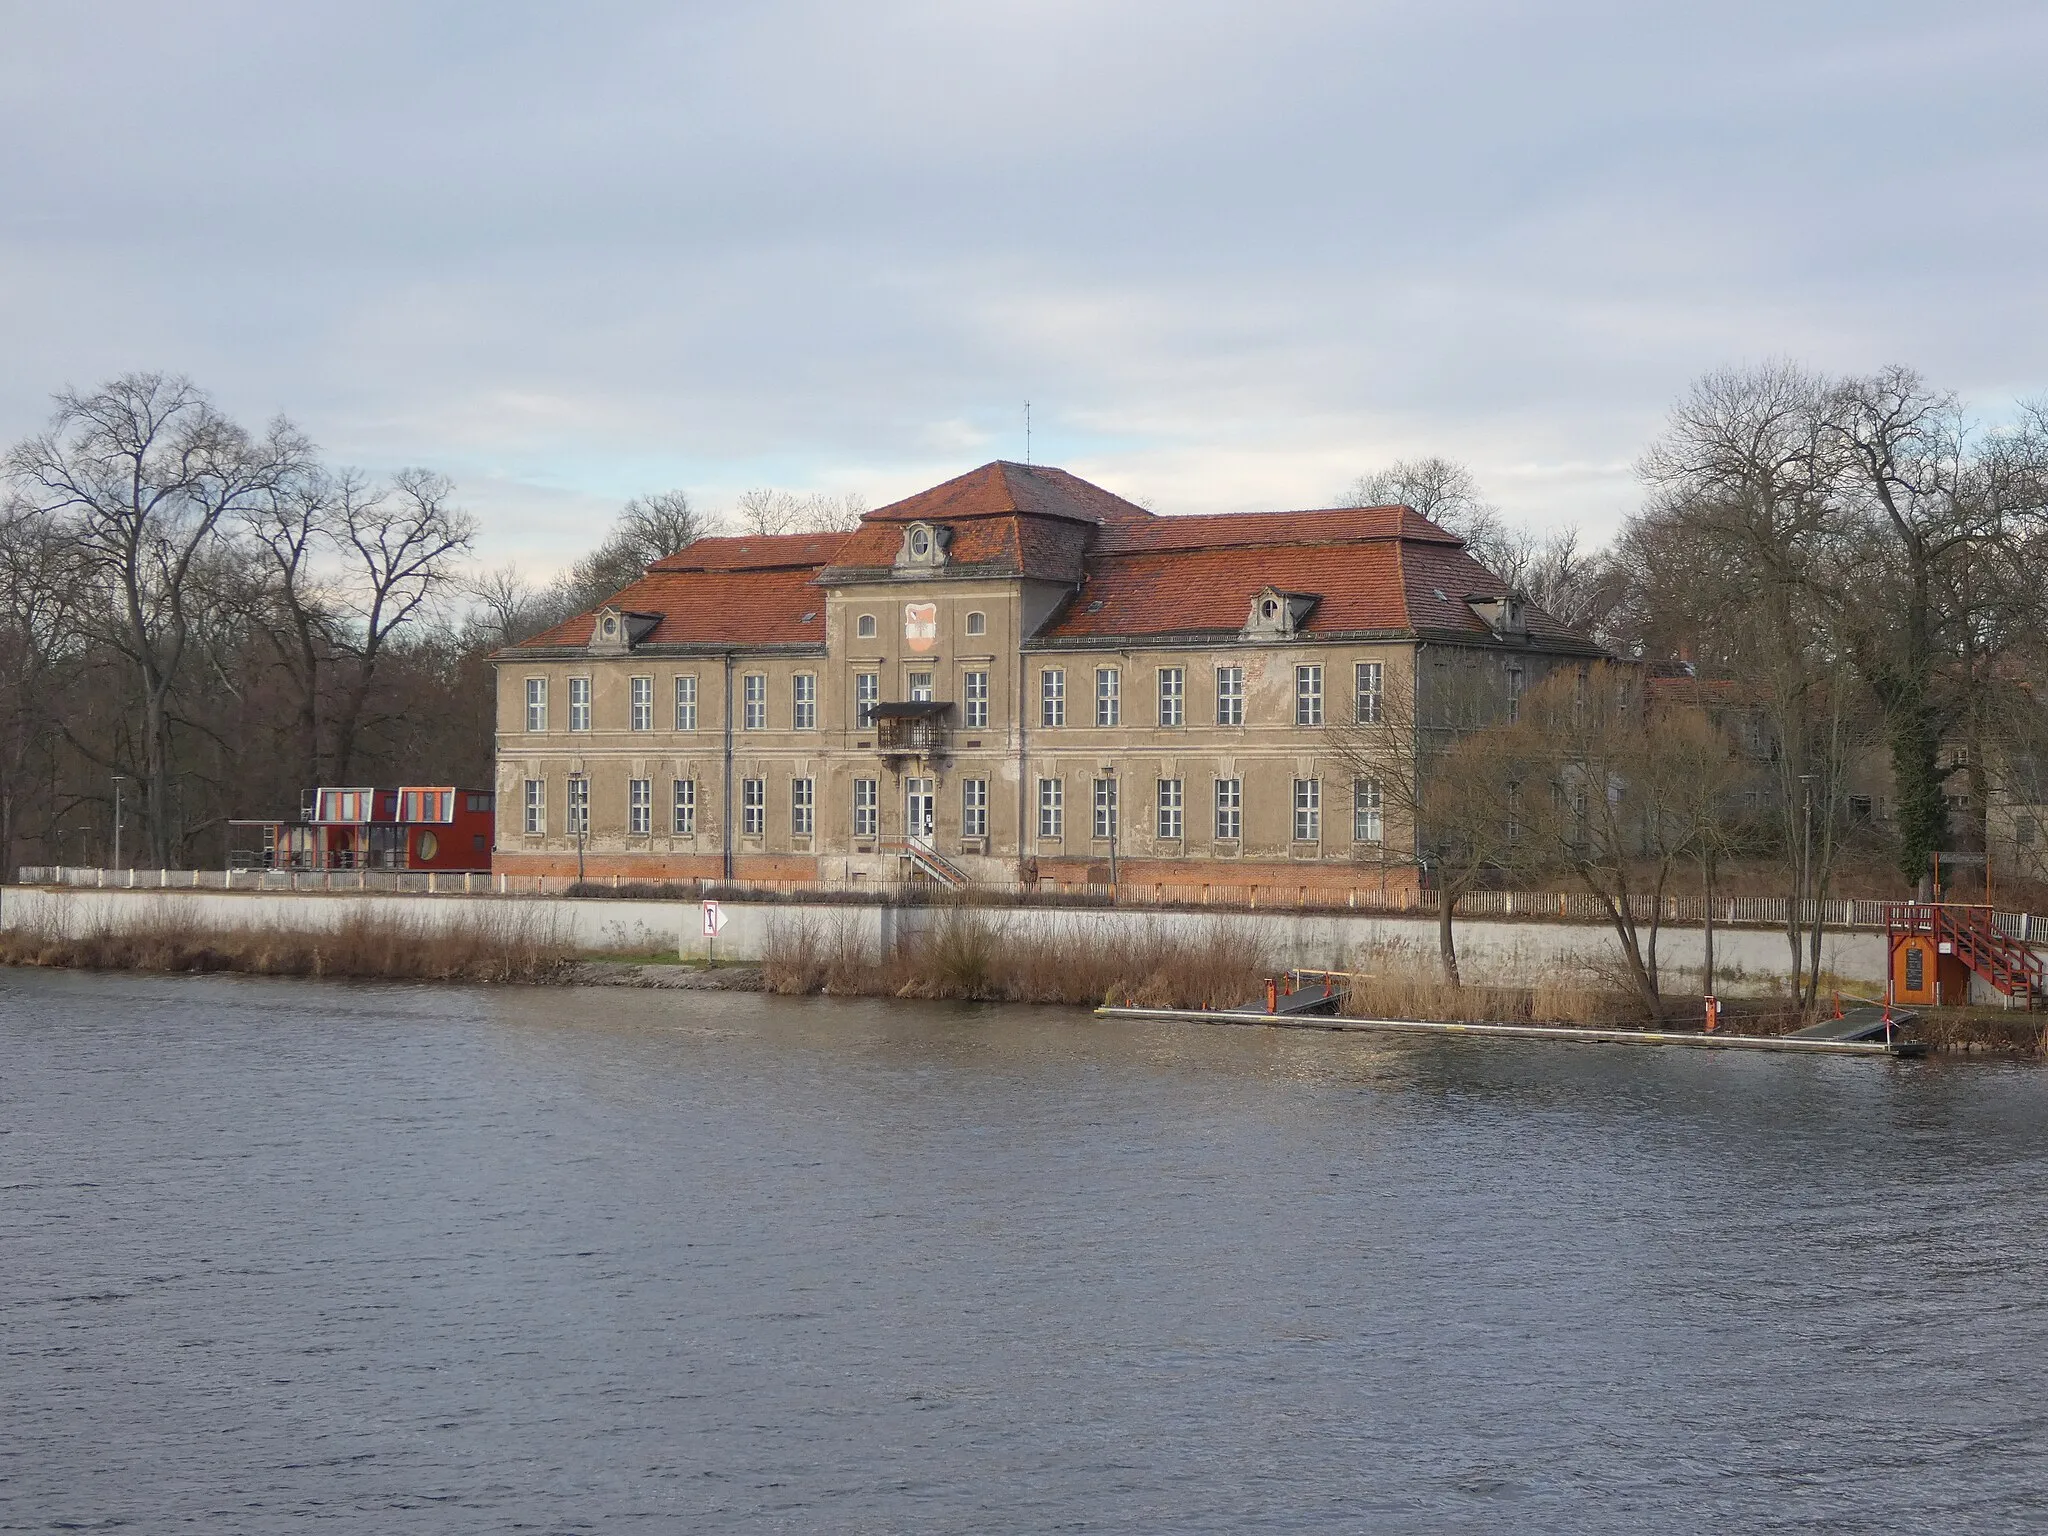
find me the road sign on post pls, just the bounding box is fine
[702,900,727,937]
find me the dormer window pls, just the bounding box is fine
[589,605,660,655]
[1243,586,1319,639]
[895,521,951,570]
[1468,592,1529,637]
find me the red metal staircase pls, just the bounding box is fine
[1884,904,2045,1008]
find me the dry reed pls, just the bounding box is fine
[0,904,571,983]
[1342,942,1636,1027]
[763,909,1271,1009]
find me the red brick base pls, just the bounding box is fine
[490,851,821,883]
[1029,855,1422,900]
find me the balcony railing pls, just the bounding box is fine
[873,701,952,757]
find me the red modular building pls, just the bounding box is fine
[230,786,496,872]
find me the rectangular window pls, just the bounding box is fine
[1093,777,1118,839]
[1294,777,1321,842]
[568,677,592,732]
[1037,777,1064,839]
[1353,777,1383,844]
[742,674,766,730]
[1216,666,1244,726]
[674,674,698,731]
[630,676,653,732]
[962,778,988,838]
[525,677,547,732]
[908,670,934,702]
[1295,664,1324,726]
[791,777,815,837]
[963,670,989,728]
[523,778,544,835]
[741,777,765,836]
[1157,667,1184,727]
[672,778,696,835]
[1157,778,1183,840]
[1507,665,1525,725]
[566,775,589,836]
[1041,669,1065,727]
[1095,668,1120,727]
[1215,777,1242,841]
[628,777,652,835]
[855,672,879,729]
[1355,661,1383,725]
[792,674,817,730]
[853,777,878,838]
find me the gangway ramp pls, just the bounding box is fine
[1785,1004,1914,1044]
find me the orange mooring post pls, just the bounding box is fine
[1703,995,1718,1032]
[1265,977,1279,1014]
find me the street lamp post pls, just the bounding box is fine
[571,773,587,884]
[1101,764,1118,900]
[111,775,128,871]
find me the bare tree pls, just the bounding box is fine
[550,488,711,618]
[1324,654,1526,984]
[5,374,307,865]
[733,488,864,537]
[239,464,351,786]
[0,500,89,874]
[328,468,475,783]
[464,562,554,650]
[1632,362,1872,998]
[1821,367,2048,886]
[1342,456,1517,569]
[1509,664,1726,1023]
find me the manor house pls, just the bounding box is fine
[491,462,1602,891]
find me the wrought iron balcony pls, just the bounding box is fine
[873,701,953,758]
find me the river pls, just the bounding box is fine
[4,969,2046,1532]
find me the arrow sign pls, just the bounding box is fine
[701,900,728,937]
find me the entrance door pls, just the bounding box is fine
[905,778,935,842]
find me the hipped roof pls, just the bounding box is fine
[498,462,1603,657]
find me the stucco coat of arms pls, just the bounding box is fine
[903,602,938,653]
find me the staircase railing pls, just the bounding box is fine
[1884,903,2045,1004]
[878,836,971,887]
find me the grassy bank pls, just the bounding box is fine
[0,905,572,983]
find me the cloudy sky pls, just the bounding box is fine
[4,1,2045,570]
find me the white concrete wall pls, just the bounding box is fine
[0,883,1888,993]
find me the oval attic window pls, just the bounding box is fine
[910,527,932,558]
[1262,599,1279,620]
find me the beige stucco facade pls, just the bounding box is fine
[490,462,1602,891]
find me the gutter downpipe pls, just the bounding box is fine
[722,652,735,883]
[1017,616,1030,891]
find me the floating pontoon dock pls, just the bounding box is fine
[1093,1004,1926,1057]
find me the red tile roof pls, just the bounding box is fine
[863,461,1157,526]
[518,565,829,650]
[648,531,847,573]
[1092,504,1455,553]
[820,511,1091,582]
[501,464,1602,657]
